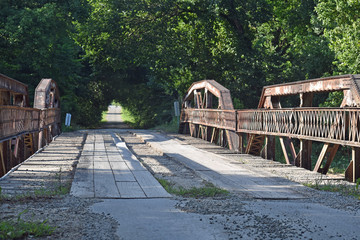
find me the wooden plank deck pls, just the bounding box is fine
[71,131,171,199]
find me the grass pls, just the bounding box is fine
[0,210,55,239]
[120,107,136,126]
[0,168,70,202]
[32,184,70,197]
[152,117,179,133]
[100,110,107,123]
[61,123,85,132]
[0,185,70,202]
[157,178,229,198]
[0,170,67,239]
[303,178,360,200]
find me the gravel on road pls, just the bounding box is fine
[1,130,360,240]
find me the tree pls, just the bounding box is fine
[0,1,103,126]
[316,0,360,74]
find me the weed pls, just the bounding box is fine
[62,124,84,132]
[100,111,107,123]
[356,178,360,191]
[120,107,136,127]
[304,179,360,200]
[152,117,179,133]
[0,209,55,239]
[0,168,70,202]
[33,185,70,197]
[157,178,229,198]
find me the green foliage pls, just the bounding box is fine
[320,91,344,107]
[101,110,107,123]
[120,107,136,127]
[0,210,55,239]
[157,178,229,198]
[304,181,360,200]
[1,0,360,128]
[0,0,107,128]
[152,117,180,133]
[316,0,360,74]
[0,185,70,202]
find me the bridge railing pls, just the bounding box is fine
[0,106,40,140]
[40,108,61,129]
[236,108,360,147]
[181,108,236,131]
[180,76,360,182]
[0,75,61,177]
[181,107,360,148]
[0,107,61,141]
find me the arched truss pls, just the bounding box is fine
[179,80,238,150]
[182,80,234,109]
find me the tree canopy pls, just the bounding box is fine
[1,0,359,127]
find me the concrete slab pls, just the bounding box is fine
[93,155,120,198]
[91,199,228,240]
[117,182,146,198]
[132,170,171,198]
[70,161,94,198]
[110,162,136,182]
[135,131,305,199]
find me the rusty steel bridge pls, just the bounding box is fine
[1,73,360,182]
[179,75,360,182]
[0,74,60,177]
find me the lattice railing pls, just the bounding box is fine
[181,107,360,147]
[237,108,360,147]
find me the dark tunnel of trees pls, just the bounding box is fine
[1,0,359,128]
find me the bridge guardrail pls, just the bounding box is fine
[0,106,40,140]
[0,107,61,141]
[181,109,237,131]
[236,108,360,147]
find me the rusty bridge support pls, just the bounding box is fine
[0,74,61,177]
[180,75,360,182]
[34,79,61,148]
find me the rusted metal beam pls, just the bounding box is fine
[180,75,360,181]
[183,80,234,110]
[0,106,40,141]
[34,78,60,109]
[0,74,28,97]
[180,80,238,151]
[0,74,61,177]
